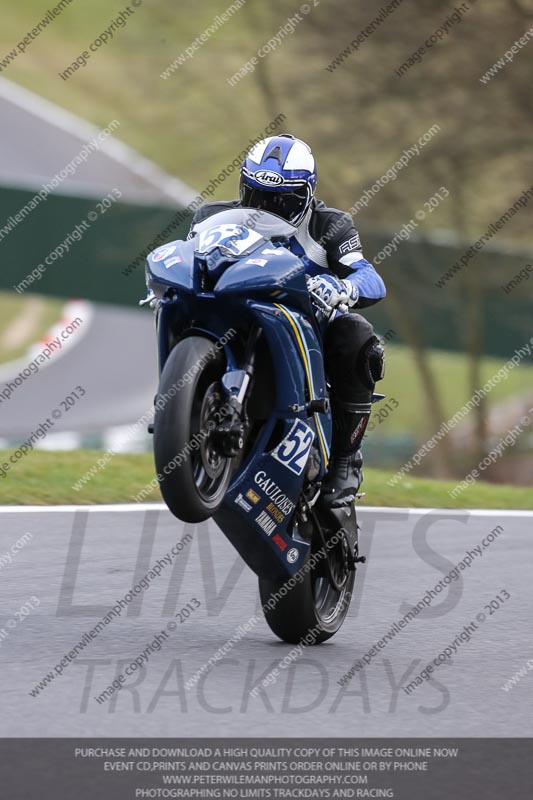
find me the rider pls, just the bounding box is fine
[188,134,386,509]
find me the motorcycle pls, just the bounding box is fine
[144,208,374,644]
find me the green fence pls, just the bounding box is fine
[1,186,531,359]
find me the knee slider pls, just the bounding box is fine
[325,313,381,394]
[366,339,385,384]
[342,315,384,387]
[358,337,385,388]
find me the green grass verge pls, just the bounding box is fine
[0,449,531,509]
[377,344,533,435]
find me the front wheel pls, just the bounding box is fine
[153,336,234,523]
[258,516,358,644]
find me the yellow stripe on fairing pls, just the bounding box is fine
[274,304,329,467]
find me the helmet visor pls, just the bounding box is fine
[240,180,309,223]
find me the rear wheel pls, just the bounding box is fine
[258,514,358,644]
[153,336,234,522]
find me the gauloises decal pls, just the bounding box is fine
[242,472,298,542]
[254,471,296,516]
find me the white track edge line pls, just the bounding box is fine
[0,505,531,516]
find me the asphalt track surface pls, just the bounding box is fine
[0,505,531,737]
[0,77,195,439]
[0,92,156,201]
[0,80,531,742]
[0,77,195,205]
[0,304,157,438]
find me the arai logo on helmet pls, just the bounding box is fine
[255,170,284,187]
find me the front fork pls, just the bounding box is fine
[214,326,262,457]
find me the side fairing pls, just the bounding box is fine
[146,239,196,297]
[214,245,304,297]
[214,301,332,581]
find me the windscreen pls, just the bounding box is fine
[192,208,297,258]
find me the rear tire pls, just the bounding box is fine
[258,521,357,644]
[153,336,233,522]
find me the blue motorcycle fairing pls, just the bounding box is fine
[150,211,334,581]
[214,245,302,295]
[215,255,320,326]
[215,435,313,579]
[156,293,330,580]
[147,239,197,297]
[147,237,303,309]
[156,295,243,374]
[212,300,332,581]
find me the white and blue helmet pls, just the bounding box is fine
[240,134,317,225]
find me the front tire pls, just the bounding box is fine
[153,336,233,522]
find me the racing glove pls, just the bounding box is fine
[307,273,359,309]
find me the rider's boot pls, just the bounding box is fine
[319,400,370,510]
